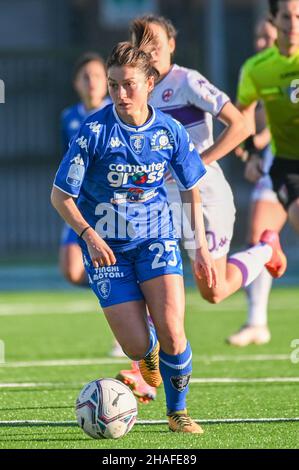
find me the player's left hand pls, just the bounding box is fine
[194,246,218,289]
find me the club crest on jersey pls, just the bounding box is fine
[130,134,145,154]
[97,279,111,299]
[162,88,174,102]
[151,129,174,151]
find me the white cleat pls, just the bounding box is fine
[227,324,271,347]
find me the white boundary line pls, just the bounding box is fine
[0,417,298,426]
[195,354,290,362]
[0,358,129,368]
[0,301,298,317]
[191,377,299,383]
[0,302,97,316]
[0,354,291,368]
[1,377,299,388]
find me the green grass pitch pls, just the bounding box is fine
[0,287,298,449]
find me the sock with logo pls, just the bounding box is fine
[159,341,192,413]
[228,243,272,287]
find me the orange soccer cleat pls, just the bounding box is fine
[116,362,157,404]
[168,410,204,434]
[138,342,162,388]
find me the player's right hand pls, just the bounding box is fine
[194,246,218,289]
[235,145,248,162]
[82,228,116,267]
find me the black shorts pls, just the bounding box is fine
[270,157,299,209]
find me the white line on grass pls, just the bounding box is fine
[0,417,298,426]
[191,377,299,383]
[0,302,298,316]
[0,382,76,388]
[194,354,290,362]
[186,301,299,312]
[0,358,129,368]
[0,302,97,316]
[1,377,299,388]
[0,354,290,368]
[0,354,291,369]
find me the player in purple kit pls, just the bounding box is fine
[129,15,286,306]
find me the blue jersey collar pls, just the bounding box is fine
[112,105,156,132]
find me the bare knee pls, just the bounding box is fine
[59,247,85,285]
[122,341,149,361]
[247,234,260,246]
[199,288,225,304]
[159,329,187,355]
[62,268,85,285]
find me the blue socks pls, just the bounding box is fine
[159,342,192,413]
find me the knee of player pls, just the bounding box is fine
[200,288,224,305]
[122,344,149,361]
[159,331,186,355]
[247,234,261,246]
[63,269,84,285]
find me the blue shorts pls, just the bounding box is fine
[60,223,79,246]
[82,239,183,308]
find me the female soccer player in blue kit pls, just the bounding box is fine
[59,52,110,285]
[51,28,217,433]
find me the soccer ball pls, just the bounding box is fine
[75,378,138,439]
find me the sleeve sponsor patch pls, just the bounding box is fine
[66,164,85,187]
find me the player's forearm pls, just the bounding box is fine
[51,186,90,236]
[179,187,207,249]
[254,127,271,150]
[201,119,250,165]
[237,101,257,137]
